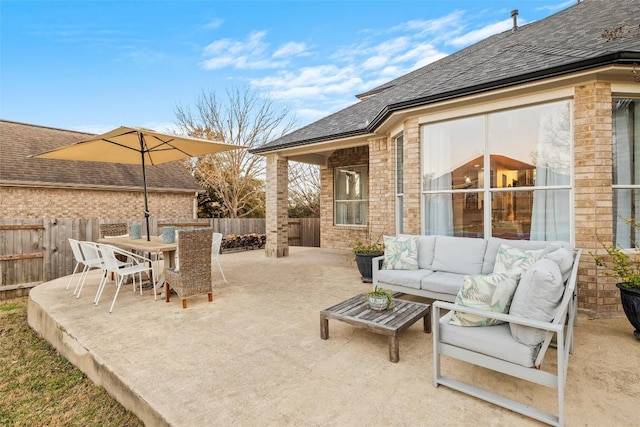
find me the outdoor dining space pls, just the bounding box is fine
[26,245,639,426]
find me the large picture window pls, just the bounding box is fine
[612,99,640,248]
[421,100,572,241]
[334,165,368,226]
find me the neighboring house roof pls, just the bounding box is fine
[0,120,202,192]
[252,0,640,154]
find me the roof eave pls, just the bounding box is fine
[368,51,640,130]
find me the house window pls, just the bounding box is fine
[612,99,640,248]
[396,135,404,234]
[334,165,368,225]
[421,100,572,241]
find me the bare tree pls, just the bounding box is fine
[288,161,320,217]
[174,86,296,218]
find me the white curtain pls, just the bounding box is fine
[425,174,453,235]
[530,108,571,241]
[423,128,453,235]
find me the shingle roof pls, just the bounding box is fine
[0,120,201,191]
[252,0,640,154]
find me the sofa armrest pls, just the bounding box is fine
[371,254,385,287]
[432,300,564,332]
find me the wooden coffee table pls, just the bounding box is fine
[320,293,431,363]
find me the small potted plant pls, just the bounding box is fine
[366,286,395,311]
[592,218,640,339]
[352,237,384,283]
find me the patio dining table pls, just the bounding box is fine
[97,235,178,298]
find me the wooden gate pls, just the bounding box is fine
[0,221,45,286]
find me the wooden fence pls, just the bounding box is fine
[0,217,319,288]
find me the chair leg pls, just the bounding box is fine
[109,275,125,313]
[208,292,213,302]
[66,262,80,290]
[182,299,187,309]
[214,259,227,283]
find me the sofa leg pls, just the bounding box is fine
[182,299,187,309]
[208,293,213,302]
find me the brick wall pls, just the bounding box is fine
[403,118,421,234]
[0,187,195,219]
[573,81,619,314]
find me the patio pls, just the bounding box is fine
[28,246,638,426]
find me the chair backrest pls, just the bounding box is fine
[99,223,128,238]
[97,244,122,272]
[78,241,103,266]
[212,233,223,258]
[68,238,85,263]
[176,229,213,280]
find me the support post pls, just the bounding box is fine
[265,154,289,257]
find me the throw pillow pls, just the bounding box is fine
[493,244,543,275]
[449,272,520,326]
[382,235,419,270]
[509,258,564,347]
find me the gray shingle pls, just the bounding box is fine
[253,0,640,153]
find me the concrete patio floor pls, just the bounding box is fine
[28,246,639,426]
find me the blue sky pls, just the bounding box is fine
[1,0,575,135]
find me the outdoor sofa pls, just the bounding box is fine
[372,234,582,426]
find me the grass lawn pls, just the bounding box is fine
[0,296,143,426]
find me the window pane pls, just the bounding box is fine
[425,193,484,238]
[489,101,571,188]
[530,189,570,241]
[334,165,368,226]
[396,195,403,234]
[396,135,404,194]
[613,99,640,186]
[422,116,485,191]
[614,189,640,248]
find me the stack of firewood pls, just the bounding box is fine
[220,233,266,252]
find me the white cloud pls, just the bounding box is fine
[449,18,513,47]
[273,41,307,58]
[202,30,283,69]
[204,18,223,30]
[397,11,464,36]
[535,0,575,12]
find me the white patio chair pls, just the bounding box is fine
[74,241,107,298]
[94,244,155,313]
[66,238,86,290]
[211,232,227,283]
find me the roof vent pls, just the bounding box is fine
[511,10,518,32]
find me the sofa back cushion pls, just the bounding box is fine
[432,236,487,275]
[482,237,572,274]
[415,235,437,269]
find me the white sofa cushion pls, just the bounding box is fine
[449,272,520,326]
[377,269,434,290]
[420,271,465,295]
[440,312,537,367]
[432,236,487,275]
[415,235,437,270]
[382,235,418,270]
[509,258,564,346]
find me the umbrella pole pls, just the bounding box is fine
[139,134,151,242]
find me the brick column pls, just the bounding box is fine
[265,154,289,257]
[368,136,394,238]
[403,117,421,234]
[574,82,618,314]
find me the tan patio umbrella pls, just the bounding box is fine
[29,126,238,240]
